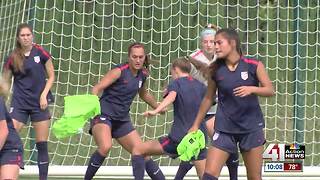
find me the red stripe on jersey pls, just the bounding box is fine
[119,64,129,71]
[160,137,170,148]
[34,44,51,59]
[243,58,259,65]
[191,50,203,58]
[187,75,193,81]
[4,55,13,70]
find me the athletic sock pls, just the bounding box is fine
[145,158,165,180]
[226,153,239,180]
[132,155,145,180]
[174,161,193,180]
[36,141,49,180]
[202,172,218,180]
[84,151,106,180]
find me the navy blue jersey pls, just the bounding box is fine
[165,76,207,142]
[4,44,53,109]
[213,57,264,134]
[0,97,22,150]
[100,63,148,120]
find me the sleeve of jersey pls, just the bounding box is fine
[3,55,13,71]
[0,99,6,121]
[141,68,149,87]
[39,46,52,64]
[164,80,179,98]
[248,60,259,77]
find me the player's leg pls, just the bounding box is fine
[174,161,194,180]
[117,129,146,180]
[203,131,238,180]
[85,116,112,180]
[242,146,263,180]
[32,119,50,180]
[115,120,164,180]
[0,164,20,180]
[10,107,28,132]
[225,152,239,180]
[31,107,51,180]
[202,147,229,180]
[0,149,24,180]
[239,129,265,180]
[192,149,207,179]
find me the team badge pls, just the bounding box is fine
[241,71,248,80]
[138,80,142,88]
[9,107,14,113]
[34,56,40,63]
[212,132,220,141]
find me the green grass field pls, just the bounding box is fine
[0,0,319,170]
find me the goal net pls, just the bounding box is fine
[0,0,319,178]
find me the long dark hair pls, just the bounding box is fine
[11,23,33,73]
[128,42,150,69]
[209,28,242,79]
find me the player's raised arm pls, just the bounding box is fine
[92,68,121,96]
[143,91,176,117]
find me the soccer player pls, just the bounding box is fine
[132,57,208,179]
[189,28,274,180]
[176,24,239,180]
[85,42,165,180]
[3,23,55,180]
[0,78,24,180]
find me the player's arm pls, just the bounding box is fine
[234,62,274,97]
[92,68,121,96]
[0,120,9,150]
[189,78,216,132]
[139,85,158,109]
[40,59,55,109]
[143,91,177,116]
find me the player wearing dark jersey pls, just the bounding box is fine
[3,23,54,180]
[0,78,24,180]
[190,28,274,180]
[177,24,239,180]
[84,43,165,180]
[132,58,207,179]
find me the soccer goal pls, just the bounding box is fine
[0,0,319,179]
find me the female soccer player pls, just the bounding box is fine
[0,78,24,180]
[133,57,207,179]
[85,42,165,180]
[3,23,55,180]
[176,24,239,180]
[190,28,274,180]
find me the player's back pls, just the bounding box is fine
[166,76,206,142]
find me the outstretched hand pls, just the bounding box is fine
[143,110,158,117]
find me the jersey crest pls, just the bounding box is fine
[138,80,142,88]
[34,56,40,63]
[241,71,248,80]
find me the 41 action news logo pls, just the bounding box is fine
[263,143,305,161]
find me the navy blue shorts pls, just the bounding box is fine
[0,148,24,169]
[159,136,207,161]
[9,106,51,124]
[89,115,135,138]
[211,129,266,154]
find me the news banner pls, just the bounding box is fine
[262,143,305,172]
